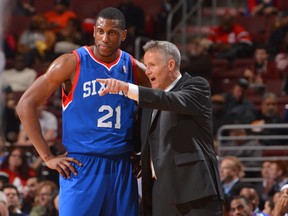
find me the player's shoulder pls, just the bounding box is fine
[55,52,77,65]
[119,49,133,61]
[45,53,77,78]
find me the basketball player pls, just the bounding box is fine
[16,7,149,216]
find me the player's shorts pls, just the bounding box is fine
[58,152,138,216]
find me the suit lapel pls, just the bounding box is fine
[171,72,189,91]
[143,108,153,131]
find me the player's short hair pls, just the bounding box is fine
[96,7,126,30]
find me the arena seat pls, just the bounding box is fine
[7,15,32,38]
[265,79,285,96]
[233,15,275,45]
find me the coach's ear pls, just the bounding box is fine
[168,59,176,71]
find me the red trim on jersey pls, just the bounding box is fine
[86,45,122,69]
[130,55,138,85]
[62,50,81,110]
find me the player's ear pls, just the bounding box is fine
[121,30,127,41]
[93,26,96,38]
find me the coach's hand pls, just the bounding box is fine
[97,78,129,96]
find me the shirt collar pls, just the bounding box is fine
[165,74,182,92]
[223,178,239,194]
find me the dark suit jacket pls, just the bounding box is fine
[138,73,224,213]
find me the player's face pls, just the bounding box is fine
[93,17,126,62]
[144,50,174,90]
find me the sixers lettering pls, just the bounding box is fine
[83,79,124,98]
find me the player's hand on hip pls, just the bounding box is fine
[97,78,128,96]
[45,155,82,179]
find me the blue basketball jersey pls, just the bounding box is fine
[62,46,138,155]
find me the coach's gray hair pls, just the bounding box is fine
[143,40,181,69]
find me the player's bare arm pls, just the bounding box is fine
[16,53,82,179]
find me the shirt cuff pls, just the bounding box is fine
[127,83,139,102]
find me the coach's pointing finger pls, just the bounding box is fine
[97,78,129,96]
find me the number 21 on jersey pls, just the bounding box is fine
[97,105,121,129]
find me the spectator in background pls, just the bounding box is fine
[2,183,27,216]
[220,119,263,175]
[211,94,230,137]
[243,45,279,94]
[230,195,253,216]
[250,92,287,146]
[273,184,288,216]
[3,31,17,60]
[220,156,251,212]
[0,191,9,216]
[0,147,36,194]
[117,0,145,54]
[272,191,282,210]
[29,180,59,216]
[274,31,288,74]
[247,0,279,16]
[153,0,172,40]
[0,172,9,189]
[222,78,256,124]
[17,15,56,66]
[274,30,288,94]
[21,176,39,214]
[52,193,59,214]
[268,160,288,197]
[268,12,288,58]
[206,11,254,62]
[255,161,275,209]
[54,18,84,56]
[240,186,269,216]
[1,86,21,144]
[262,197,275,215]
[1,54,37,92]
[186,36,213,83]
[13,0,35,16]
[81,18,95,46]
[44,0,77,34]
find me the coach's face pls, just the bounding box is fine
[144,49,176,90]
